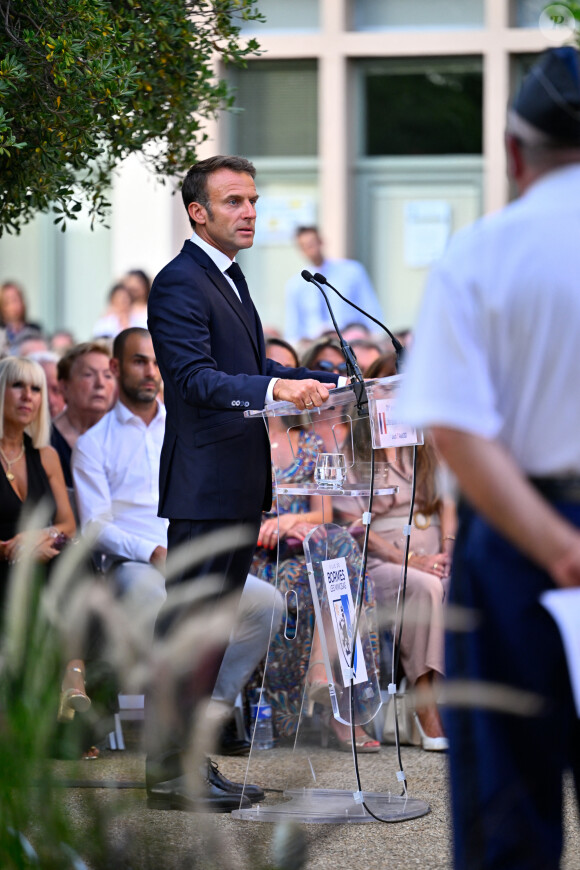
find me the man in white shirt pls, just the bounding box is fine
[73,326,284,759]
[398,48,580,870]
[73,328,167,636]
[284,226,383,344]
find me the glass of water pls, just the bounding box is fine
[315,453,346,489]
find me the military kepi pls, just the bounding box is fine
[512,46,580,144]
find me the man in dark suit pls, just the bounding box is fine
[146,155,340,812]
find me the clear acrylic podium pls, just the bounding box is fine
[233,376,429,823]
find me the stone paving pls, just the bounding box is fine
[51,731,580,870]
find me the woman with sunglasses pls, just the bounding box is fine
[300,337,348,377]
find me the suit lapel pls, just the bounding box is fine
[183,242,263,363]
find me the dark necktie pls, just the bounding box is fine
[226,262,253,314]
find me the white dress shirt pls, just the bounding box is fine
[72,399,168,562]
[285,257,383,343]
[398,164,580,476]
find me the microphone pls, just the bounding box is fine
[312,272,404,369]
[301,270,366,409]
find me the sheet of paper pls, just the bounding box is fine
[404,200,451,268]
[540,587,580,716]
[252,195,316,245]
[321,557,368,687]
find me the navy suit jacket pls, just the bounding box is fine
[148,241,338,521]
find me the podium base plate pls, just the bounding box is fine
[232,787,430,824]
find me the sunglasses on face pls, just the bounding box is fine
[315,359,348,374]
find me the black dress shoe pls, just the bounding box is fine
[147,774,251,813]
[217,717,251,757]
[207,758,265,803]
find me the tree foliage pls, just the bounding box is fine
[0,0,262,235]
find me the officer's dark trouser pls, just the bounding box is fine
[446,502,580,870]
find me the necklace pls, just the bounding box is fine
[0,442,25,481]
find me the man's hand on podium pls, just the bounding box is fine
[272,378,335,411]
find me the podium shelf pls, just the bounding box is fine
[275,483,398,497]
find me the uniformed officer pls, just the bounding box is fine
[399,47,580,869]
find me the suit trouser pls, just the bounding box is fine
[446,503,580,870]
[146,515,261,787]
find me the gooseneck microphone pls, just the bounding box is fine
[301,270,366,409]
[312,272,404,370]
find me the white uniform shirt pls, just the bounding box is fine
[285,258,383,343]
[72,400,168,562]
[398,163,580,476]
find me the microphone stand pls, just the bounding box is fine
[301,270,367,412]
[312,272,404,372]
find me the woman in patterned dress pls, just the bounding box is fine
[249,341,379,745]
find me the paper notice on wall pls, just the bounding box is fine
[404,200,451,268]
[321,557,368,687]
[253,195,317,245]
[540,588,580,717]
[372,398,423,448]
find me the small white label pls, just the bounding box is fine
[373,398,421,448]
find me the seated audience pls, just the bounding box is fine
[208,574,284,756]
[0,281,42,356]
[265,337,299,369]
[249,340,380,749]
[73,328,283,755]
[300,337,348,378]
[51,342,116,489]
[342,322,373,342]
[0,358,90,738]
[394,328,413,350]
[50,330,76,356]
[349,338,382,372]
[26,351,66,419]
[12,328,48,358]
[72,329,167,640]
[299,338,350,453]
[0,356,75,608]
[123,269,151,329]
[93,283,132,339]
[333,353,454,751]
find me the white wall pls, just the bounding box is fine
[110,152,175,285]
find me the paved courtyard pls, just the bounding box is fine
[50,730,579,870]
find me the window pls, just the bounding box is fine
[230,62,318,157]
[362,58,483,156]
[237,0,319,33]
[513,0,550,27]
[352,0,484,31]
[510,53,541,94]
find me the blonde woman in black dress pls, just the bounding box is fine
[0,357,88,722]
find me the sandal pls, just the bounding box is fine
[321,712,380,753]
[305,660,331,714]
[82,746,100,760]
[58,661,91,723]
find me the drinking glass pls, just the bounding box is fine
[315,453,346,489]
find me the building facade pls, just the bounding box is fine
[0,0,561,339]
